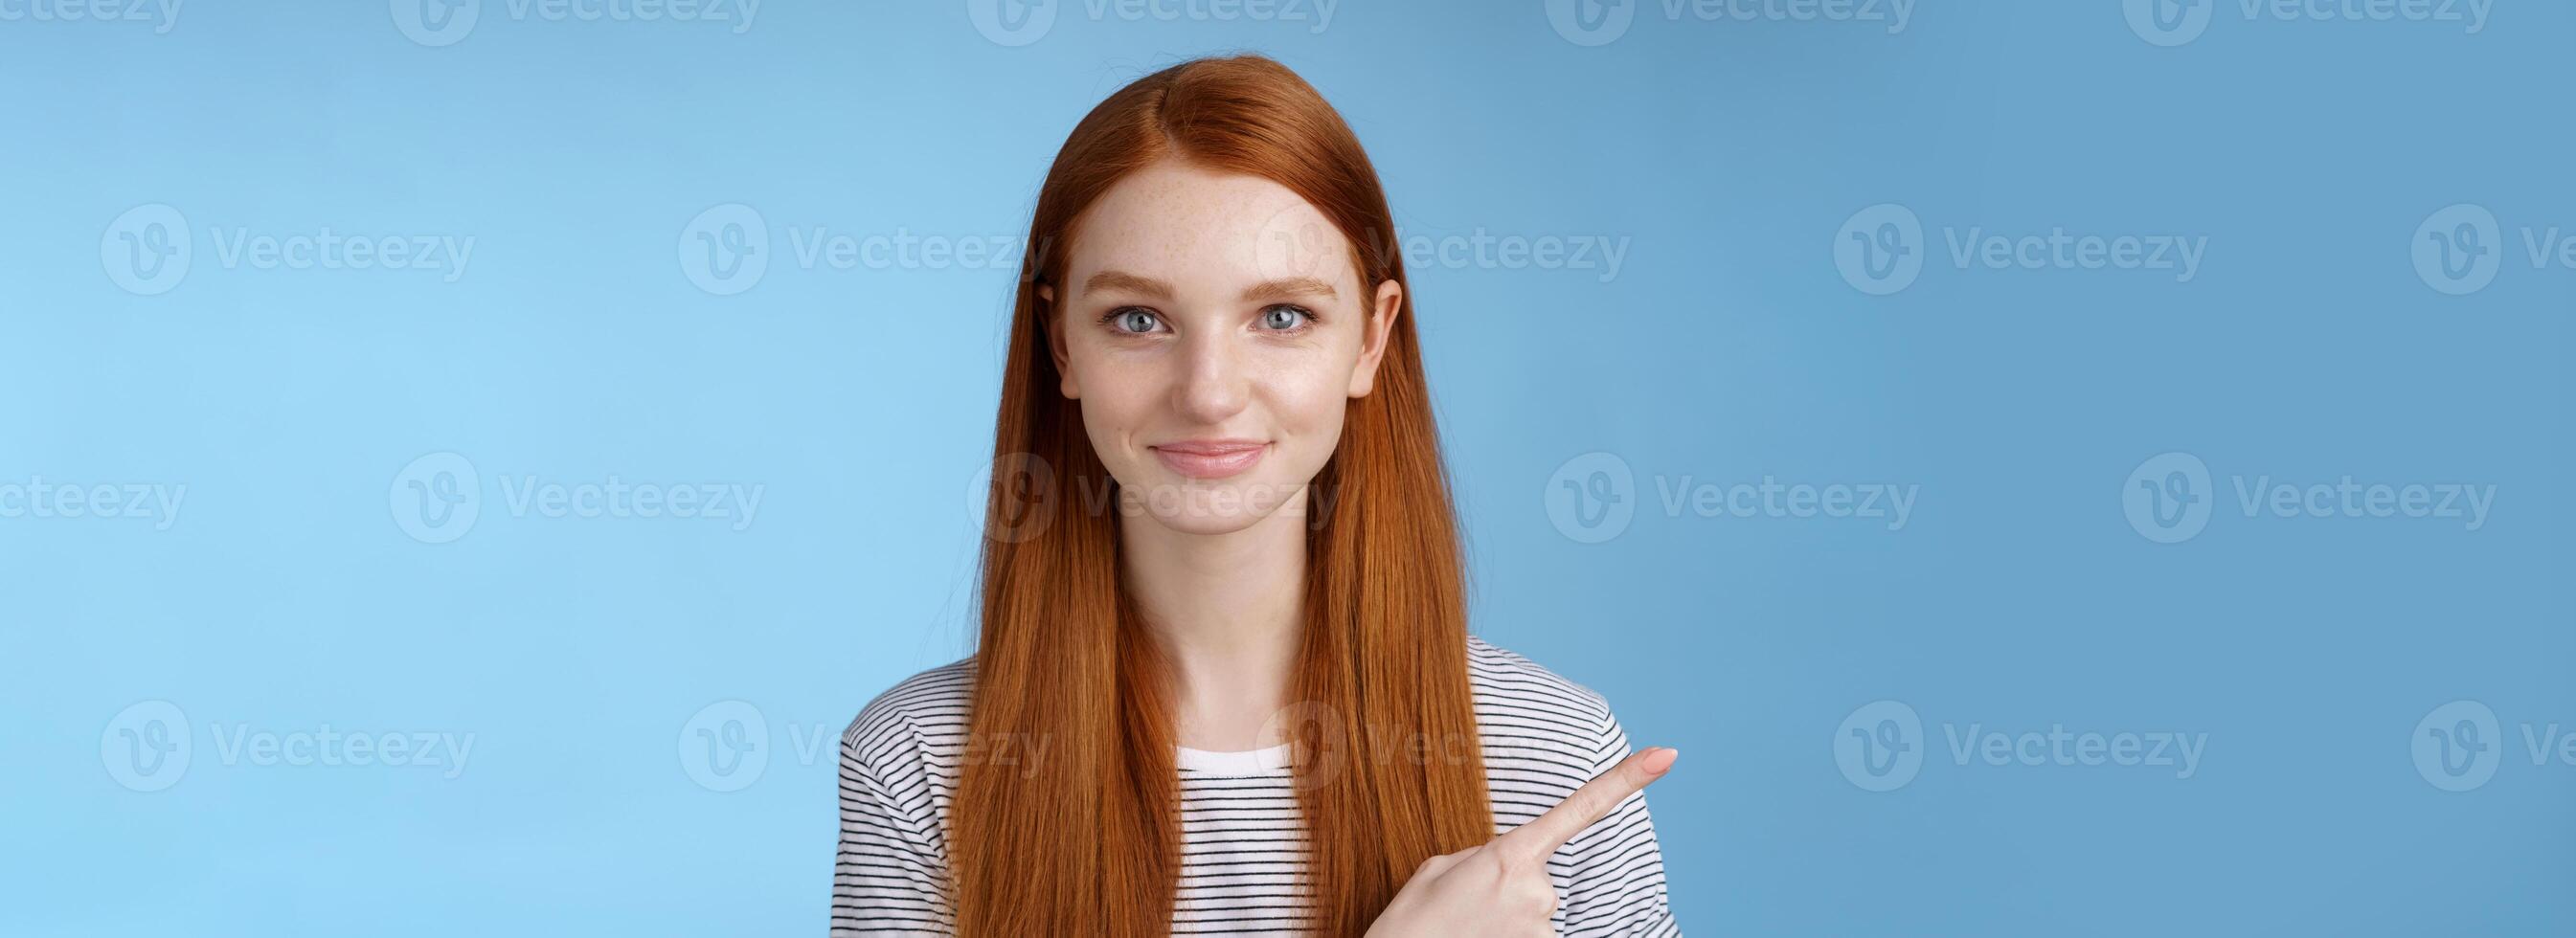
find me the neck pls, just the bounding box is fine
[1118,484,1312,753]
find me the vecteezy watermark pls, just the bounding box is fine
[101,701,192,792]
[0,0,181,32]
[100,204,475,296]
[777,226,1029,276]
[1544,452,1637,545]
[1835,700,2207,792]
[390,451,766,544]
[2121,450,2495,544]
[674,203,1034,296]
[1390,228,1631,283]
[678,700,772,792]
[2410,700,2576,793]
[1834,202,2208,295]
[1547,0,1914,46]
[963,453,1345,544]
[966,0,1336,47]
[101,700,474,791]
[0,477,186,530]
[493,473,763,531]
[2408,202,2576,296]
[1652,474,1919,531]
[2122,451,2214,543]
[1834,700,1923,791]
[2124,0,2490,47]
[1544,451,1919,543]
[1251,207,1634,284]
[1253,700,1517,793]
[2413,700,2498,792]
[390,0,758,48]
[99,204,191,296]
[204,724,473,779]
[200,227,473,281]
[2413,203,2500,295]
[678,700,1052,792]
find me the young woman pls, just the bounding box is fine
[832,56,1681,937]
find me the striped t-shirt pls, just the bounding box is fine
[832,635,1683,935]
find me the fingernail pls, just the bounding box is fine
[1643,747,1679,775]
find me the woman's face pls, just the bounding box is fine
[1042,157,1401,536]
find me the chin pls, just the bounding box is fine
[1119,473,1309,536]
[1139,506,1272,536]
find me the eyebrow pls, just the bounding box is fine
[1080,270,1339,303]
[1082,270,1173,301]
[1239,276,1339,302]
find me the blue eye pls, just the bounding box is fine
[1258,305,1313,331]
[1106,307,1163,334]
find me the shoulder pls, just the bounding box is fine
[1464,635,1631,824]
[1467,638,1682,928]
[841,655,977,777]
[1465,633,1618,738]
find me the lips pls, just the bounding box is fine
[1149,439,1268,480]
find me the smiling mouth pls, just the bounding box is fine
[1149,440,1268,480]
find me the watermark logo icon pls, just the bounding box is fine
[1834,203,1922,295]
[2124,0,2211,46]
[967,453,1058,545]
[1250,200,1341,284]
[1545,451,1636,544]
[1835,700,1923,792]
[1546,0,1634,46]
[391,452,481,544]
[2412,700,2500,793]
[679,203,769,296]
[102,204,192,296]
[2123,451,2212,543]
[2412,203,2500,295]
[967,0,1055,45]
[102,701,192,793]
[1257,700,1347,793]
[679,700,770,792]
[392,0,480,46]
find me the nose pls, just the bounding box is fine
[1170,324,1251,425]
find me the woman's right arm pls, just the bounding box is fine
[831,709,956,936]
[1365,747,1681,938]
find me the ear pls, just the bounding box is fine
[1347,279,1402,398]
[1039,283,1079,399]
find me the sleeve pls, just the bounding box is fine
[831,708,957,936]
[1554,704,1683,937]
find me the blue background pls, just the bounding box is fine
[5,0,2570,934]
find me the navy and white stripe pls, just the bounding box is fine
[832,636,1683,936]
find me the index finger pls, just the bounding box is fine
[1496,746,1678,860]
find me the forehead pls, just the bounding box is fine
[1064,159,1358,298]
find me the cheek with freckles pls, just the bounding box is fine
[1258,368,1349,476]
[1071,371,1158,485]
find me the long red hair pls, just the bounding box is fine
[952,55,1490,936]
